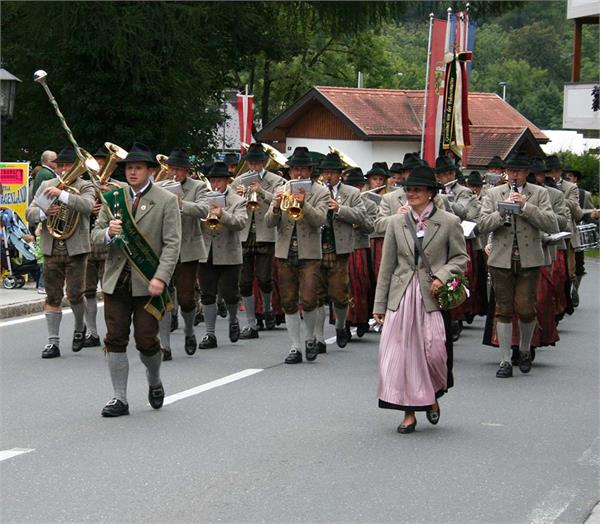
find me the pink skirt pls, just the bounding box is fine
[378,275,448,410]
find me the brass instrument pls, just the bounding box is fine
[246,187,260,211]
[203,191,225,230]
[280,192,304,220]
[154,154,170,182]
[47,149,100,240]
[97,142,128,189]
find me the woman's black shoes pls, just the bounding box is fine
[426,405,440,425]
[397,420,417,434]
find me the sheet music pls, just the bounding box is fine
[33,193,56,213]
[461,220,478,239]
[238,172,261,187]
[289,179,312,195]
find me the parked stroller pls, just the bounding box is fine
[0,208,39,289]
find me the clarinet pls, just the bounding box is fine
[503,181,518,227]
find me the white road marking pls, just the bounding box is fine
[528,486,577,524]
[578,437,600,467]
[0,448,35,462]
[481,422,505,427]
[0,303,104,328]
[162,368,263,406]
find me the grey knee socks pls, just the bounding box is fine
[285,313,301,350]
[519,320,536,356]
[159,314,171,350]
[243,296,257,328]
[107,352,129,403]
[204,303,217,335]
[303,309,317,343]
[226,303,238,322]
[71,302,86,332]
[314,306,326,343]
[45,311,62,346]
[181,308,196,337]
[84,297,98,335]
[496,321,513,364]
[139,351,162,387]
[334,305,348,329]
[261,291,272,313]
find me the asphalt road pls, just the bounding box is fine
[1,261,598,523]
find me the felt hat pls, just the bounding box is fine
[434,155,456,174]
[165,148,192,168]
[466,171,484,186]
[206,161,231,178]
[55,145,77,164]
[487,155,504,169]
[529,157,547,174]
[504,152,531,170]
[389,162,404,174]
[287,146,314,167]
[93,144,109,158]
[223,152,239,166]
[402,153,422,171]
[243,143,268,162]
[402,166,442,189]
[545,154,562,171]
[366,162,389,178]
[345,167,367,186]
[118,142,158,166]
[318,152,344,171]
[562,165,583,179]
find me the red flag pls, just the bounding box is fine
[422,19,449,167]
[236,93,254,153]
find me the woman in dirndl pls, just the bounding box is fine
[373,166,468,434]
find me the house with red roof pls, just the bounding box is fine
[257,86,548,170]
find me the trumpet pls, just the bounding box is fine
[280,192,304,220]
[245,186,260,211]
[205,212,221,230]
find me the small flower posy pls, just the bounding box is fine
[435,275,470,310]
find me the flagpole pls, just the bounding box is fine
[420,12,435,160]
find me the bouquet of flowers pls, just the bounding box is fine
[435,275,469,310]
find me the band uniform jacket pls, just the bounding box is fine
[580,189,598,224]
[232,170,286,243]
[179,177,210,262]
[557,178,583,248]
[91,183,182,296]
[479,183,557,269]
[440,181,479,221]
[329,183,368,255]
[354,195,377,250]
[374,187,407,236]
[201,190,248,265]
[545,185,570,255]
[26,178,96,256]
[264,181,329,260]
[373,208,468,314]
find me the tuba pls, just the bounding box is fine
[154,154,170,182]
[96,142,128,189]
[47,147,100,240]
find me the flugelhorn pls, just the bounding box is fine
[154,154,170,182]
[97,142,128,189]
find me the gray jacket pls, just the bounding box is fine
[201,190,248,265]
[26,178,96,256]
[328,183,368,255]
[557,178,583,248]
[479,183,557,269]
[373,208,468,314]
[265,181,330,260]
[355,195,377,250]
[374,188,407,236]
[179,177,210,262]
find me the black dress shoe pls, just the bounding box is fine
[72,327,86,352]
[170,315,179,332]
[511,347,521,366]
[239,326,259,339]
[198,334,217,349]
[397,420,417,434]
[217,300,228,318]
[356,324,368,338]
[42,344,60,359]
[451,320,461,342]
[305,340,319,361]
[162,348,172,361]
[148,383,165,410]
[184,335,197,355]
[316,341,327,354]
[256,317,265,331]
[83,332,101,348]
[229,319,240,343]
[284,349,303,364]
[571,286,580,308]
[101,398,129,417]
[264,311,276,330]
[426,404,440,425]
[336,328,349,348]
[496,361,513,378]
[519,352,532,374]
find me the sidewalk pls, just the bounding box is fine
[0,281,102,319]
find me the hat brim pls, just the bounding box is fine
[401,179,442,189]
[117,157,159,167]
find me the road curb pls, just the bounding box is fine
[0,291,103,320]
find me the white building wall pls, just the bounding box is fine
[285,138,420,171]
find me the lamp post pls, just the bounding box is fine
[498,81,508,101]
[0,68,22,162]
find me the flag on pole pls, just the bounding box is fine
[236,91,254,154]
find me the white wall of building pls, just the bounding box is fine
[563,83,600,131]
[567,0,599,19]
[285,137,420,171]
[541,129,600,155]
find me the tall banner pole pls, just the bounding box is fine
[420,13,435,159]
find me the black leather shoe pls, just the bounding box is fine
[42,344,60,359]
[451,320,462,342]
[101,398,129,417]
[170,314,179,332]
[229,319,240,343]
[217,300,228,318]
[336,328,349,348]
[162,348,172,361]
[571,286,580,308]
[284,349,303,364]
[426,404,440,425]
[72,327,86,352]
[316,341,327,354]
[305,340,319,361]
[511,347,521,366]
[184,335,197,355]
[397,420,417,434]
[496,361,513,378]
[239,326,259,339]
[256,317,265,331]
[198,334,217,349]
[83,332,101,348]
[356,324,368,338]
[148,383,165,410]
[264,311,276,330]
[519,352,532,374]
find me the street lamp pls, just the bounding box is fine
[0,67,22,161]
[498,81,508,101]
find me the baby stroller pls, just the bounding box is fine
[0,208,39,289]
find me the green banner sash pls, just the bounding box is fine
[104,187,172,320]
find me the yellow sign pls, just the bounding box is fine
[0,162,30,226]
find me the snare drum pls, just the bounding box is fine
[574,223,599,252]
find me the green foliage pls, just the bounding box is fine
[556,151,599,194]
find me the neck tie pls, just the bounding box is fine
[132,192,142,216]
